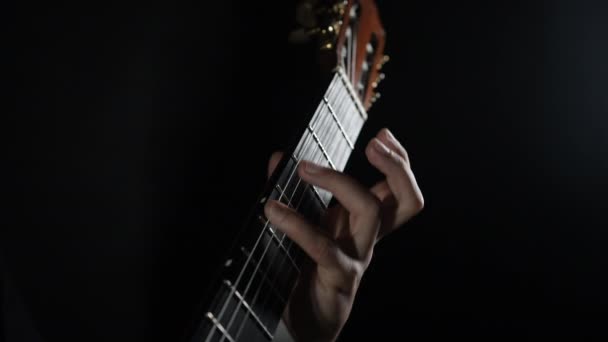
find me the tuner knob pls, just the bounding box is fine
[332,1,348,16]
[377,55,390,70]
[372,73,385,89]
[371,92,382,104]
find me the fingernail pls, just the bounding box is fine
[373,138,392,156]
[303,161,323,174]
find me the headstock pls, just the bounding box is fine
[289,0,388,110]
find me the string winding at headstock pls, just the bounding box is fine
[289,0,388,110]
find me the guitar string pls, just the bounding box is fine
[223,79,348,340]
[237,73,351,337]
[256,68,365,338]
[227,43,366,336]
[208,76,342,342]
[206,3,371,337]
[241,37,366,338]
[231,77,358,340]
[209,64,366,341]
[222,83,363,341]
[209,124,318,342]
[218,124,318,340]
[327,73,352,171]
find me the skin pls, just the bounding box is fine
[264,128,424,342]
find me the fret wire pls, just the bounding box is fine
[219,193,299,340]
[338,81,360,143]
[262,223,299,272]
[218,225,289,340]
[328,85,354,170]
[308,79,355,203]
[233,175,313,340]
[206,312,236,342]
[220,141,320,340]
[323,94,340,156]
[323,97,354,150]
[268,184,301,268]
[267,71,362,320]
[337,67,368,121]
[321,102,337,170]
[339,89,362,161]
[312,96,333,169]
[294,75,337,160]
[323,100,346,170]
[210,161,304,342]
[231,74,352,340]
[258,215,281,242]
[209,73,350,342]
[207,218,269,342]
[308,125,336,170]
[314,105,331,164]
[334,85,357,169]
[322,109,344,172]
[308,93,335,200]
[294,103,327,204]
[251,206,302,330]
[298,74,344,167]
[222,280,274,340]
[227,257,288,306]
[301,125,322,165]
[308,127,331,205]
[243,230,297,301]
[274,184,294,207]
[297,105,323,161]
[311,77,339,163]
[319,111,334,170]
[232,158,319,341]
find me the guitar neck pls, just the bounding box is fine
[191,68,367,342]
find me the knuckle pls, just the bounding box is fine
[400,147,410,164]
[413,193,425,212]
[383,129,410,162]
[350,260,364,279]
[365,196,383,221]
[392,152,409,169]
[404,193,425,214]
[314,237,338,264]
[341,259,364,294]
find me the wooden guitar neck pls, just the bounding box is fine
[189,1,387,340]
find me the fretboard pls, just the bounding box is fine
[191,68,367,342]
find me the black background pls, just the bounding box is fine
[3,1,608,340]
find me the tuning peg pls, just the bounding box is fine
[377,55,390,70]
[290,23,339,50]
[372,73,385,89]
[371,92,382,104]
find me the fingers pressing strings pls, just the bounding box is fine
[264,200,359,293]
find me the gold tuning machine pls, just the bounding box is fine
[371,92,382,104]
[290,0,345,50]
[372,73,386,89]
[377,55,390,70]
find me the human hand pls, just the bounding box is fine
[264,128,424,342]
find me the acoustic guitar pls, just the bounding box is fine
[189,1,388,340]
